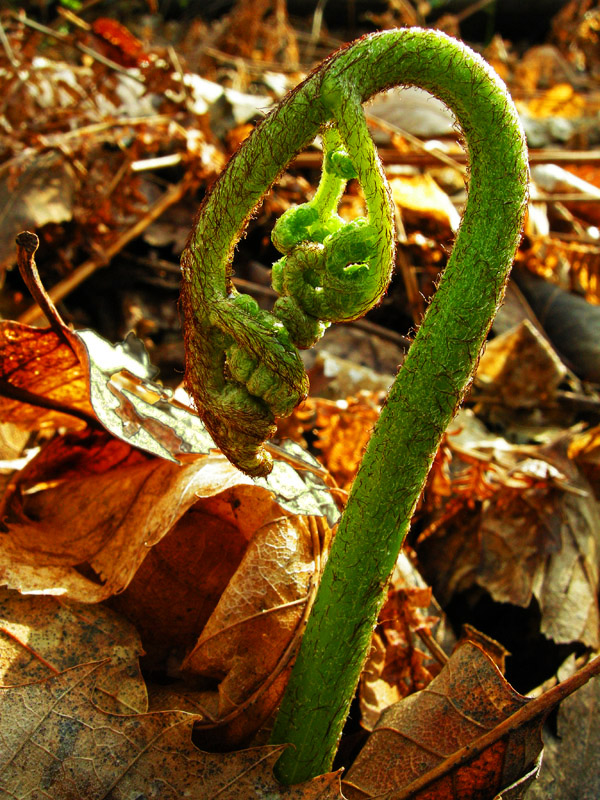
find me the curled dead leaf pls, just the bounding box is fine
[420,414,600,649]
[183,515,329,747]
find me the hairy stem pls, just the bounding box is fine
[268,32,528,782]
[181,27,528,782]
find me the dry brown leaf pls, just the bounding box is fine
[360,585,441,731]
[311,394,382,490]
[419,414,600,649]
[475,320,567,408]
[389,174,460,232]
[0,318,338,525]
[0,429,314,603]
[343,641,534,799]
[0,321,92,431]
[107,507,249,671]
[0,586,146,714]
[183,515,327,747]
[569,423,600,498]
[521,234,600,306]
[348,649,600,800]
[525,83,585,118]
[0,661,343,799]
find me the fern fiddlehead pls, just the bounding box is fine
[181,27,528,783]
[181,47,395,477]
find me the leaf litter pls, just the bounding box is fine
[0,3,600,798]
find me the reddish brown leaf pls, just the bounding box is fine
[344,642,534,799]
[344,646,600,800]
[0,321,92,431]
[108,508,249,671]
[475,319,567,409]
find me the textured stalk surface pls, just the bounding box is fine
[267,30,529,783]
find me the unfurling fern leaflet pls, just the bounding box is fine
[181,69,395,476]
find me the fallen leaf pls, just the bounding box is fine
[183,515,327,747]
[0,321,92,431]
[0,153,75,271]
[418,415,600,649]
[76,328,215,463]
[569,423,600,498]
[107,507,249,671]
[475,319,567,408]
[0,430,331,605]
[0,431,206,601]
[0,661,343,799]
[0,317,339,525]
[0,586,145,714]
[311,393,382,491]
[343,641,535,799]
[389,173,461,232]
[525,83,585,118]
[359,552,448,732]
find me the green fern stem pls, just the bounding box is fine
[180,27,528,783]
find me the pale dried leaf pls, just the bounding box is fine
[475,320,567,408]
[183,515,323,745]
[0,661,343,799]
[0,586,146,714]
[0,153,75,270]
[389,174,461,231]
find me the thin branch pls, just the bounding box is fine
[18,179,191,326]
[0,16,19,67]
[15,232,70,342]
[0,378,101,429]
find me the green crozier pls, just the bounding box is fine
[180,27,528,785]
